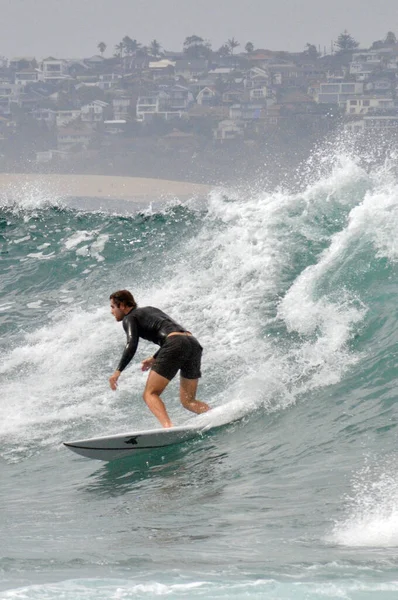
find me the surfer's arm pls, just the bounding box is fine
[109,318,139,390]
[117,316,139,372]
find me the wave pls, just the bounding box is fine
[2,139,398,465]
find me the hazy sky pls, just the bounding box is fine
[2,0,398,59]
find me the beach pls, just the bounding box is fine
[0,173,212,202]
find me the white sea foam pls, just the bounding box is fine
[2,577,398,599]
[63,230,109,261]
[0,179,64,211]
[330,460,398,548]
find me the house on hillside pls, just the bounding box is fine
[31,108,57,126]
[196,86,220,106]
[245,49,275,68]
[316,82,364,105]
[57,126,94,150]
[222,89,246,104]
[81,99,108,122]
[346,114,398,133]
[0,83,23,114]
[148,59,175,79]
[345,96,395,115]
[15,70,39,85]
[38,58,69,82]
[166,85,194,109]
[9,57,36,70]
[279,90,316,113]
[136,91,186,121]
[244,67,269,89]
[113,96,133,120]
[68,61,89,78]
[56,109,81,127]
[229,102,266,120]
[364,78,393,93]
[214,119,244,141]
[98,73,122,90]
[104,120,127,135]
[84,55,106,67]
[174,59,208,80]
[249,86,268,101]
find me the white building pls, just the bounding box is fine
[98,73,122,90]
[249,86,268,101]
[104,120,127,135]
[38,58,69,82]
[57,127,93,150]
[15,70,39,85]
[0,83,23,114]
[112,97,133,120]
[81,100,108,122]
[346,115,398,132]
[136,90,191,121]
[31,108,57,125]
[345,96,395,115]
[214,119,244,141]
[56,109,81,127]
[316,82,364,105]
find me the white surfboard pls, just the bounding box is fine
[63,423,204,461]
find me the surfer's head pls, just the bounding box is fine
[110,290,137,321]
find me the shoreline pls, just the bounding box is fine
[0,173,213,202]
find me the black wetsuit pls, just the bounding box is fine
[117,306,202,380]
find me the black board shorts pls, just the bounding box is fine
[152,335,203,381]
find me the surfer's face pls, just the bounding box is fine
[110,300,125,322]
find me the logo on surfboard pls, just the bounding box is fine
[124,436,139,445]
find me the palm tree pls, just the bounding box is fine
[114,42,124,58]
[150,39,162,57]
[122,36,140,55]
[218,44,231,57]
[97,42,106,56]
[245,41,254,54]
[227,37,240,54]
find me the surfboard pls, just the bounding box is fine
[63,423,204,461]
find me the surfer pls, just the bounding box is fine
[109,290,210,428]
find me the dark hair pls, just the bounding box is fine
[109,290,137,309]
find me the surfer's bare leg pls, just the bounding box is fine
[143,371,173,428]
[180,377,210,414]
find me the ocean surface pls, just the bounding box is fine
[2,143,398,599]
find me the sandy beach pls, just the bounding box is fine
[0,173,212,202]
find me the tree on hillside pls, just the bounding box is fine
[150,39,162,57]
[114,42,124,58]
[97,41,106,56]
[245,41,254,54]
[371,39,384,49]
[218,44,231,56]
[77,85,105,106]
[183,35,212,59]
[303,43,319,59]
[227,37,240,54]
[385,31,397,45]
[122,36,140,55]
[335,30,359,51]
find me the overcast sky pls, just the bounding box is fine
[2,0,398,59]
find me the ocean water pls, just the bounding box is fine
[2,143,398,599]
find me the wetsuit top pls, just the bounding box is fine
[117,306,187,372]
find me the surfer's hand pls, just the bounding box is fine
[109,371,120,390]
[141,356,155,372]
